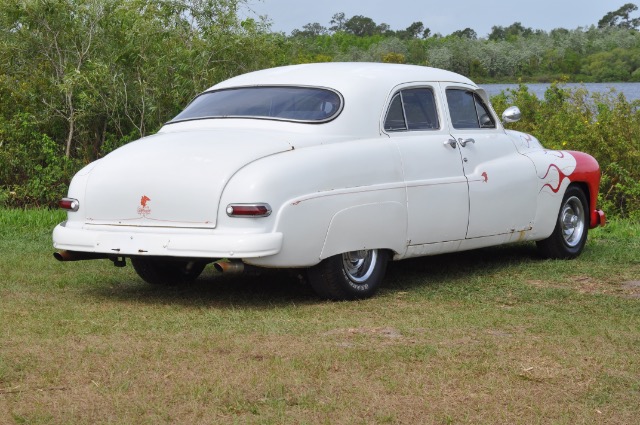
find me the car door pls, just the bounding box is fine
[384,86,469,245]
[441,84,537,239]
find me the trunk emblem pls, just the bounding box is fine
[137,195,152,216]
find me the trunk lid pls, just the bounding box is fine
[83,129,294,228]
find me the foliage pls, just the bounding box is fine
[491,84,640,219]
[343,15,380,37]
[291,22,327,37]
[1,0,640,219]
[598,3,640,29]
[488,22,540,41]
[450,27,478,40]
[0,0,293,206]
[0,113,82,207]
[581,47,640,81]
[289,11,640,82]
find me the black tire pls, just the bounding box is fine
[536,185,589,259]
[307,249,389,300]
[131,257,206,286]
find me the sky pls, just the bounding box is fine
[243,0,625,37]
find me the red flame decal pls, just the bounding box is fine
[540,164,570,193]
[544,150,565,159]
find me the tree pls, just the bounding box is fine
[488,22,533,41]
[598,3,640,29]
[329,12,347,32]
[488,25,506,41]
[344,15,378,37]
[582,47,640,81]
[4,0,111,158]
[292,22,328,37]
[376,22,392,36]
[0,0,291,206]
[407,22,424,38]
[399,21,424,39]
[451,28,477,39]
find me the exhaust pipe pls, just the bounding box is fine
[53,250,109,262]
[214,261,245,274]
[214,261,261,275]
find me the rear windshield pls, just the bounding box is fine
[169,86,343,124]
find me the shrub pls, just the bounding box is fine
[0,113,81,207]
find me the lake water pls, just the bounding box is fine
[482,82,640,102]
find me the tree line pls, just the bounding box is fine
[294,3,640,39]
[0,0,639,217]
[288,4,640,82]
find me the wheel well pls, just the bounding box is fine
[567,182,595,227]
[570,181,590,210]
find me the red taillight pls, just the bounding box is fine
[59,198,79,212]
[226,203,272,217]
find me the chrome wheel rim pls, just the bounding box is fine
[560,196,585,247]
[342,250,377,284]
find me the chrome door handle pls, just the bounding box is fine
[458,138,475,147]
[444,139,457,149]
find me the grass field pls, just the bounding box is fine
[1,209,639,424]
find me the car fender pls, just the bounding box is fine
[221,138,407,267]
[567,150,605,227]
[320,201,407,260]
[526,149,604,240]
[524,149,576,240]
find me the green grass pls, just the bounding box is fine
[1,209,639,424]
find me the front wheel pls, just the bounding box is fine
[131,257,206,286]
[308,249,389,300]
[536,185,589,259]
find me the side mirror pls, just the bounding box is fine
[501,106,521,123]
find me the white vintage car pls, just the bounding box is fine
[53,63,605,300]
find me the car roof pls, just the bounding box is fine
[196,63,481,138]
[210,62,476,93]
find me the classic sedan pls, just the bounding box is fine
[53,63,606,300]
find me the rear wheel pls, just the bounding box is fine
[536,185,589,259]
[131,257,206,286]
[308,249,389,300]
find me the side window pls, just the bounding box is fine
[474,96,496,128]
[384,94,406,131]
[446,89,496,129]
[384,88,439,132]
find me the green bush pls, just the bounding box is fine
[0,113,81,207]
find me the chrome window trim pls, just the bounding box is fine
[383,86,441,133]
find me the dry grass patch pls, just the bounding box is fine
[527,274,640,299]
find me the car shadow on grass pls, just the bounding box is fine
[383,242,541,293]
[84,264,324,308]
[82,242,545,307]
